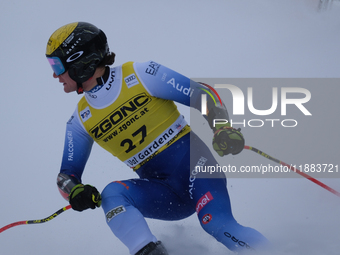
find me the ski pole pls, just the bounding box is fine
[244,145,340,198]
[0,205,72,233]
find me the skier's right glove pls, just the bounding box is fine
[69,184,102,212]
[212,124,245,156]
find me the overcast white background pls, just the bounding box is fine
[0,0,340,254]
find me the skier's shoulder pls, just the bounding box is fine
[132,60,162,75]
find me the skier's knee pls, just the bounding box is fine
[101,181,132,213]
[102,181,130,199]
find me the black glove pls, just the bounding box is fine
[69,184,102,212]
[213,125,245,156]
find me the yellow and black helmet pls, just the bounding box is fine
[46,22,108,84]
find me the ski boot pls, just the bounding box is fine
[135,241,168,255]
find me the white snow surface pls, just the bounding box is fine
[1,0,340,254]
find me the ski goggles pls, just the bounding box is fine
[47,56,66,76]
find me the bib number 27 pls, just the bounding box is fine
[120,125,147,153]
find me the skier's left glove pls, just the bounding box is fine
[69,184,102,212]
[213,123,245,156]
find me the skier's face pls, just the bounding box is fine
[53,71,77,93]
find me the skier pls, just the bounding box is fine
[46,22,269,254]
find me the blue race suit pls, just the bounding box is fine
[57,61,268,254]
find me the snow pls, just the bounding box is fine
[1,0,340,254]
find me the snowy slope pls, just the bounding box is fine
[1,0,340,254]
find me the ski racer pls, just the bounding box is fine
[46,22,269,255]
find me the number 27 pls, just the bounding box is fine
[120,125,147,153]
